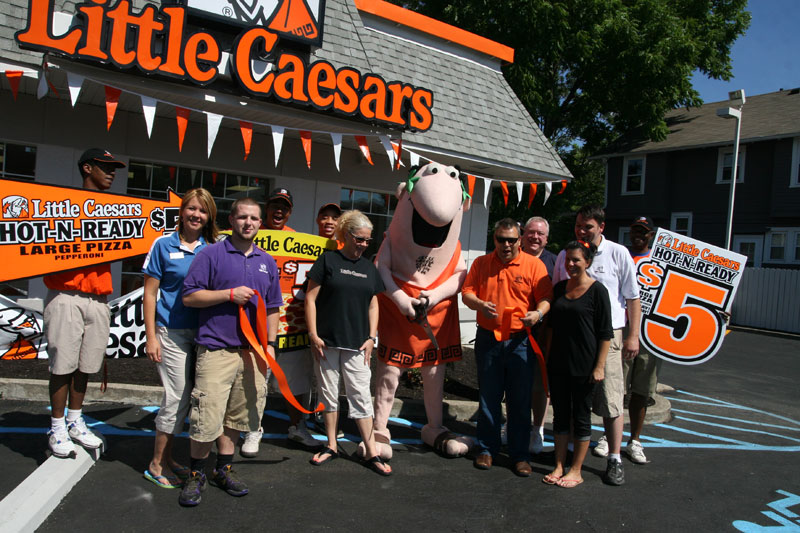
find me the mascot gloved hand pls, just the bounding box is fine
[358,162,475,461]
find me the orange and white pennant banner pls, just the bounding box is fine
[379,135,394,170]
[355,135,374,165]
[543,181,552,205]
[300,130,312,168]
[329,132,342,171]
[527,183,537,208]
[515,181,523,206]
[271,125,285,167]
[205,112,222,158]
[240,121,253,160]
[176,107,190,152]
[140,96,156,138]
[467,174,476,199]
[5,71,22,101]
[36,71,48,99]
[104,85,121,130]
[392,140,403,170]
[482,177,492,209]
[557,179,567,194]
[66,71,83,106]
[410,151,420,168]
[499,181,510,207]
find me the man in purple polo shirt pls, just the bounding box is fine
[178,197,282,507]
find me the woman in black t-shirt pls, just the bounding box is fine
[542,241,613,488]
[304,210,390,476]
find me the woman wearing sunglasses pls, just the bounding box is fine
[304,210,391,475]
[542,240,612,488]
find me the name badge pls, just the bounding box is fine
[170,252,185,260]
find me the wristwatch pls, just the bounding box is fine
[267,340,278,350]
[369,336,378,345]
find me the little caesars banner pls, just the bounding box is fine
[638,228,747,365]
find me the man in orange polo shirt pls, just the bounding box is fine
[44,148,125,457]
[462,217,552,476]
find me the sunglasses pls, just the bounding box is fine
[495,236,519,245]
[350,233,373,244]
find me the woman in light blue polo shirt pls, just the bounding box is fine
[142,188,219,488]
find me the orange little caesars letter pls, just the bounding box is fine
[16,0,82,54]
[232,28,279,94]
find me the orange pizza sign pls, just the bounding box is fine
[0,179,182,282]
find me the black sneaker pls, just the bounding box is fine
[603,459,625,486]
[211,464,249,497]
[178,471,207,507]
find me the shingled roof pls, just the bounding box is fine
[1,0,571,182]
[599,89,800,157]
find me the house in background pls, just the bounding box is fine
[596,89,800,269]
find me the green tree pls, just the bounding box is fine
[397,0,750,152]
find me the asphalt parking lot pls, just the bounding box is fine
[2,329,799,532]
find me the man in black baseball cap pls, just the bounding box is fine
[316,203,341,240]
[78,148,126,191]
[261,187,295,231]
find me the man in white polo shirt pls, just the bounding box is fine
[553,205,641,486]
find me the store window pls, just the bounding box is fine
[716,146,746,184]
[339,187,397,258]
[732,236,763,268]
[670,212,692,237]
[791,137,800,187]
[618,227,631,247]
[622,156,645,195]
[123,160,267,292]
[0,142,36,180]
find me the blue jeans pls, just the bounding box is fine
[474,326,533,462]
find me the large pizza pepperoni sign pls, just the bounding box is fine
[638,229,747,365]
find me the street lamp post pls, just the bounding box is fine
[716,89,745,250]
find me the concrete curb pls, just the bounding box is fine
[0,445,102,533]
[1,378,673,425]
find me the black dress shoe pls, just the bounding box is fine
[474,453,492,470]
[513,461,532,477]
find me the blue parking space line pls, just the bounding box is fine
[671,408,800,432]
[654,422,757,446]
[388,417,424,429]
[666,398,751,409]
[674,390,800,426]
[672,415,800,443]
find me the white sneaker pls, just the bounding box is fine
[288,422,319,448]
[48,427,76,458]
[67,417,102,449]
[592,435,609,457]
[529,429,544,455]
[626,439,648,464]
[500,423,508,446]
[240,427,263,458]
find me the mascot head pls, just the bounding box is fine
[395,162,471,249]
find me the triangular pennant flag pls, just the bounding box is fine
[175,106,190,152]
[239,120,253,160]
[66,72,83,106]
[271,125,285,167]
[168,166,176,181]
[104,86,121,130]
[300,130,312,169]
[212,171,219,186]
[410,151,420,168]
[205,112,222,158]
[467,174,476,199]
[329,132,342,171]
[557,179,567,195]
[515,181,523,206]
[5,71,22,101]
[140,95,157,138]
[355,135,374,165]
[379,135,394,170]
[527,183,538,209]
[499,181,509,207]
[36,72,48,99]
[482,177,492,209]
[391,140,403,170]
[543,182,553,205]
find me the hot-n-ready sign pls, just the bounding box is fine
[0,179,182,282]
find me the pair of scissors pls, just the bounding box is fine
[411,295,439,350]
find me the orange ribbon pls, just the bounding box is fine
[495,306,548,397]
[239,290,324,415]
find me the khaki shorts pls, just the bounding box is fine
[314,347,373,419]
[44,291,110,375]
[154,327,196,435]
[592,329,624,418]
[624,350,662,398]
[189,346,267,443]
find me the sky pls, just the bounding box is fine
[690,0,800,104]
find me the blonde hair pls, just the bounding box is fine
[335,210,373,241]
[179,188,219,243]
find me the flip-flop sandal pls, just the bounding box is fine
[364,455,392,477]
[557,477,584,489]
[143,470,181,489]
[310,447,338,466]
[542,473,562,485]
[170,464,191,481]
